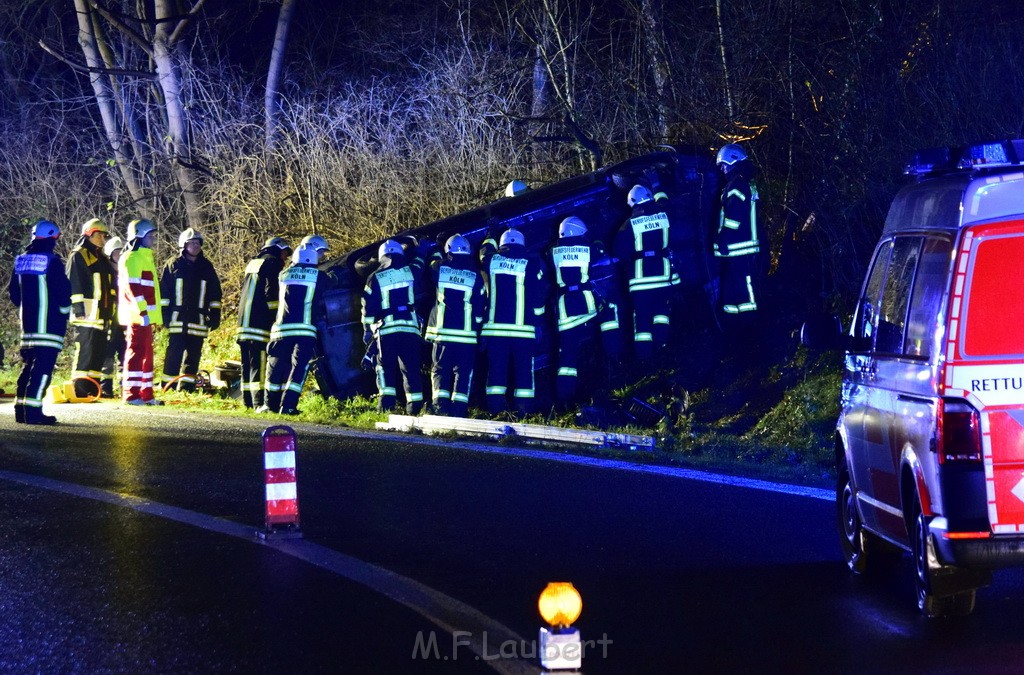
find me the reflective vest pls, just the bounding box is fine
[118,246,162,326]
[615,202,675,293]
[237,249,284,343]
[361,256,421,337]
[9,241,72,350]
[481,244,545,340]
[159,252,222,337]
[66,238,116,329]
[715,170,759,258]
[271,263,325,340]
[550,236,599,331]
[425,255,485,344]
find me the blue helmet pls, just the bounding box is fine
[31,220,60,239]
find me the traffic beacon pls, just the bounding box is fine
[257,426,303,540]
[538,582,582,670]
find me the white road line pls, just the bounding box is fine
[0,469,538,675]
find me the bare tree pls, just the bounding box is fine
[265,0,298,153]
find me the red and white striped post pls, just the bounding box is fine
[258,425,303,540]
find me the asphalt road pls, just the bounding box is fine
[2,402,1024,673]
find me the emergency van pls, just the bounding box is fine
[804,139,1024,617]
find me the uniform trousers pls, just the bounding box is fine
[162,332,205,391]
[556,319,597,405]
[101,323,126,398]
[266,336,314,413]
[70,324,107,397]
[629,285,672,360]
[430,341,475,417]
[483,335,535,415]
[238,339,269,408]
[376,331,424,414]
[17,346,59,416]
[123,323,155,402]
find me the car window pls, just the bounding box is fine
[875,237,921,354]
[961,232,1024,358]
[903,237,953,358]
[853,240,892,347]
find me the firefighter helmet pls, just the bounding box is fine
[293,245,319,265]
[300,234,329,252]
[505,180,529,197]
[378,239,403,259]
[178,227,203,248]
[627,185,653,207]
[558,216,587,238]
[81,218,108,236]
[103,236,124,257]
[264,236,289,250]
[445,234,471,255]
[32,220,60,239]
[499,228,525,247]
[716,143,748,169]
[127,218,156,241]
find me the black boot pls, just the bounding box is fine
[100,379,115,399]
[14,404,25,424]
[24,407,57,425]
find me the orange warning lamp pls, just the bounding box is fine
[538,582,582,628]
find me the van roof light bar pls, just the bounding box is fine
[905,140,1024,177]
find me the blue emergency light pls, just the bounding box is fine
[906,140,1024,177]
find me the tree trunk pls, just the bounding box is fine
[714,0,735,123]
[640,0,671,142]
[265,0,298,154]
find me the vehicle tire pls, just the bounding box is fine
[911,498,977,618]
[837,461,900,575]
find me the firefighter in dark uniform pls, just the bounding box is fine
[480,227,546,416]
[614,184,678,361]
[425,233,485,417]
[159,228,222,392]
[236,236,289,409]
[66,218,116,398]
[8,220,72,424]
[549,216,607,407]
[362,239,425,414]
[714,143,761,329]
[100,236,126,398]
[263,245,329,414]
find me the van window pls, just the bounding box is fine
[875,237,921,354]
[961,233,1024,358]
[853,240,892,347]
[903,237,953,358]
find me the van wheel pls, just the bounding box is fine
[912,499,977,618]
[838,462,899,574]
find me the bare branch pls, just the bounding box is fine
[38,39,157,80]
[88,0,153,56]
[168,0,210,47]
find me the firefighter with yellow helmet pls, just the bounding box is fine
[66,218,116,398]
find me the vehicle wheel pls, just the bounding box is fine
[911,498,977,618]
[837,461,899,575]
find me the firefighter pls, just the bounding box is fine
[549,216,606,407]
[159,228,222,392]
[119,218,163,405]
[714,143,761,327]
[480,228,546,416]
[299,234,329,263]
[236,236,289,409]
[263,244,330,414]
[424,233,485,416]
[614,184,677,361]
[361,239,425,414]
[66,218,116,399]
[100,236,126,398]
[505,180,530,197]
[8,220,72,425]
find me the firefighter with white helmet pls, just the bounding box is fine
[66,218,116,398]
[118,218,163,404]
[424,233,485,416]
[714,142,761,328]
[236,236,290,409]
[479,227,546,415]
[299,234,329,262]
[100,235,126,398]
[8,220,72,424]
[158,227,222,392]
[614,183,679,360]
[263,244,330,414]
[361,238,426,414]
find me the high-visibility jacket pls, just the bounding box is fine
[159,252,222,337]
[236,247,284,343]
[549,235,601,331]
[715,161,760,258]
[270,262,327,340]
[480,242,546,340]
[9,239,72,350]
[66,237,116,330]
[361,254,422,337]
[614,201,676,293]
[424,254,485,344]
[118,245,162,326]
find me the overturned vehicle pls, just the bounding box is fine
[312,145,723,405]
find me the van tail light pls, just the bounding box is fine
[937,399,982,464]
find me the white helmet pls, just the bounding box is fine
[505,180,529,197]
[378,239,403,258]
[32,220,60,239]
[499,228,525,247]
[445,234,471,255]
[127,218,156,241]
[558,216,587,238]
[627,185,653,207]
[293,245,319,265]
[264,236,289,250]
[103,236,124,257]
[82,218,108,236]
[178,227,203,248]
[300,234,329,252]
[716,143,748,169]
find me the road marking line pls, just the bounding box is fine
[0,469,538,675]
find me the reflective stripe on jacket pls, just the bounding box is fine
[118,246,162,326]
[66,238,116,329]
[270,263,325,340]
[9,241,72,350]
